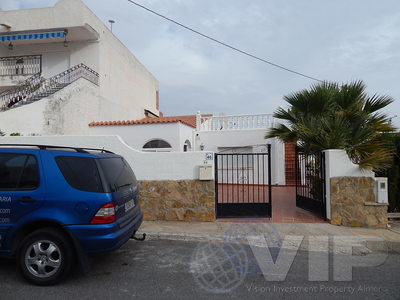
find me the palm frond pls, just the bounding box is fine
[364,94,393,113]
[265,124,297,142]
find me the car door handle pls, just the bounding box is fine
[18,197,37,203]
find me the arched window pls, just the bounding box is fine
[183,140,191,152]
[142,139,172,152]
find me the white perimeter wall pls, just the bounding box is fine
[323,149,375,220]
[0,135,213,180]
[88,122,194,152]
[195,129,285,185]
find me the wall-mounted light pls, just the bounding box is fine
[63,29,69,47]
[8,42,13,50]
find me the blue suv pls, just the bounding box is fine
[0,145,143,285]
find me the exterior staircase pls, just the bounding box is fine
[24,82,69,104]
[0,63,99,111]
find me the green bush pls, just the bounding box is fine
[376,133,400,212]
[10,133,22,136]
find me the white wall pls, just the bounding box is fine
[88,122,194,152]
[98,27,159,121]
[0,135,214,180]
[195,129,285,185]
[0,78,100,135]
[323,149,375,219]
[179,122,195,152]
[0,99,47,135]
[88,122,189,152]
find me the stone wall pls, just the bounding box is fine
[138,180,215,222]
[330,177,388,228]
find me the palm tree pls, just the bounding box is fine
[267,80,396,170]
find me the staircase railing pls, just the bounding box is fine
[0,73,43,111]
[48,63,99,86]
[0,63,99,111]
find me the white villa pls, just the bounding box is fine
[0,0,159,136]
[88,112,292,185]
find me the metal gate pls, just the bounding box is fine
[295,151,326,219]
[215,145,272,218]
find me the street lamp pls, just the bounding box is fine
[108,19,115,32]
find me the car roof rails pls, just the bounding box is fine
[0,144,114,154]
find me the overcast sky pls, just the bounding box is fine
[2,0,400,127]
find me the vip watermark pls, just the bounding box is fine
[190,223,389,294]
[0,196,11,203]
[245,283,389,295]
[190,223,281,293]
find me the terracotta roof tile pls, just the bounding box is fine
[88,114,213,128]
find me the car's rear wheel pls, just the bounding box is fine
[17,228,74,285]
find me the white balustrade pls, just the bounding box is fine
[197,114,275,131]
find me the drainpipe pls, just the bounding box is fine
[192,129,196,152]
[196,111,201,130]
[194,111,201,151]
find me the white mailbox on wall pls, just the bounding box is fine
[199,165,213,180]
[375,177,388,204]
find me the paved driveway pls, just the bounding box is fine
[1,239,399,299]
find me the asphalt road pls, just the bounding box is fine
[0,239,399,300]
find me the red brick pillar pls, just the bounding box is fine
[285,142,296,185]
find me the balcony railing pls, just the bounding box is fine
[0,55,42,76]
[197,113,275,131]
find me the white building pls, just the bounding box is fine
[88,115,200,152]
[0,0,159,136]
[88,112,292,185]
[194,113,288,185]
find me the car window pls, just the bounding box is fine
[0,153,39,190]
[19,156,40,189]
[98,157,137,192]
[55,156,104,193]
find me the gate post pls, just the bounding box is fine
[321,151,327,220]
[267,144,272,217]
[323,149,387,228]
[214,153,218,218]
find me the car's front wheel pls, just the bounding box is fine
[17,228,74,285]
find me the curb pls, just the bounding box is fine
[136,231,400,254]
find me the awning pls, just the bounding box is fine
[0,29,67,42]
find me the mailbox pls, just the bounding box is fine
[374,177,388,204]
[199,165,213,180]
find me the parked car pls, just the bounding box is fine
[0,145,143,285]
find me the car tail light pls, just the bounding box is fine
[90,202,115,224]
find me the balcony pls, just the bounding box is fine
[0,55,42,93]
[0,55,42,76]
[197,113,276,131]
